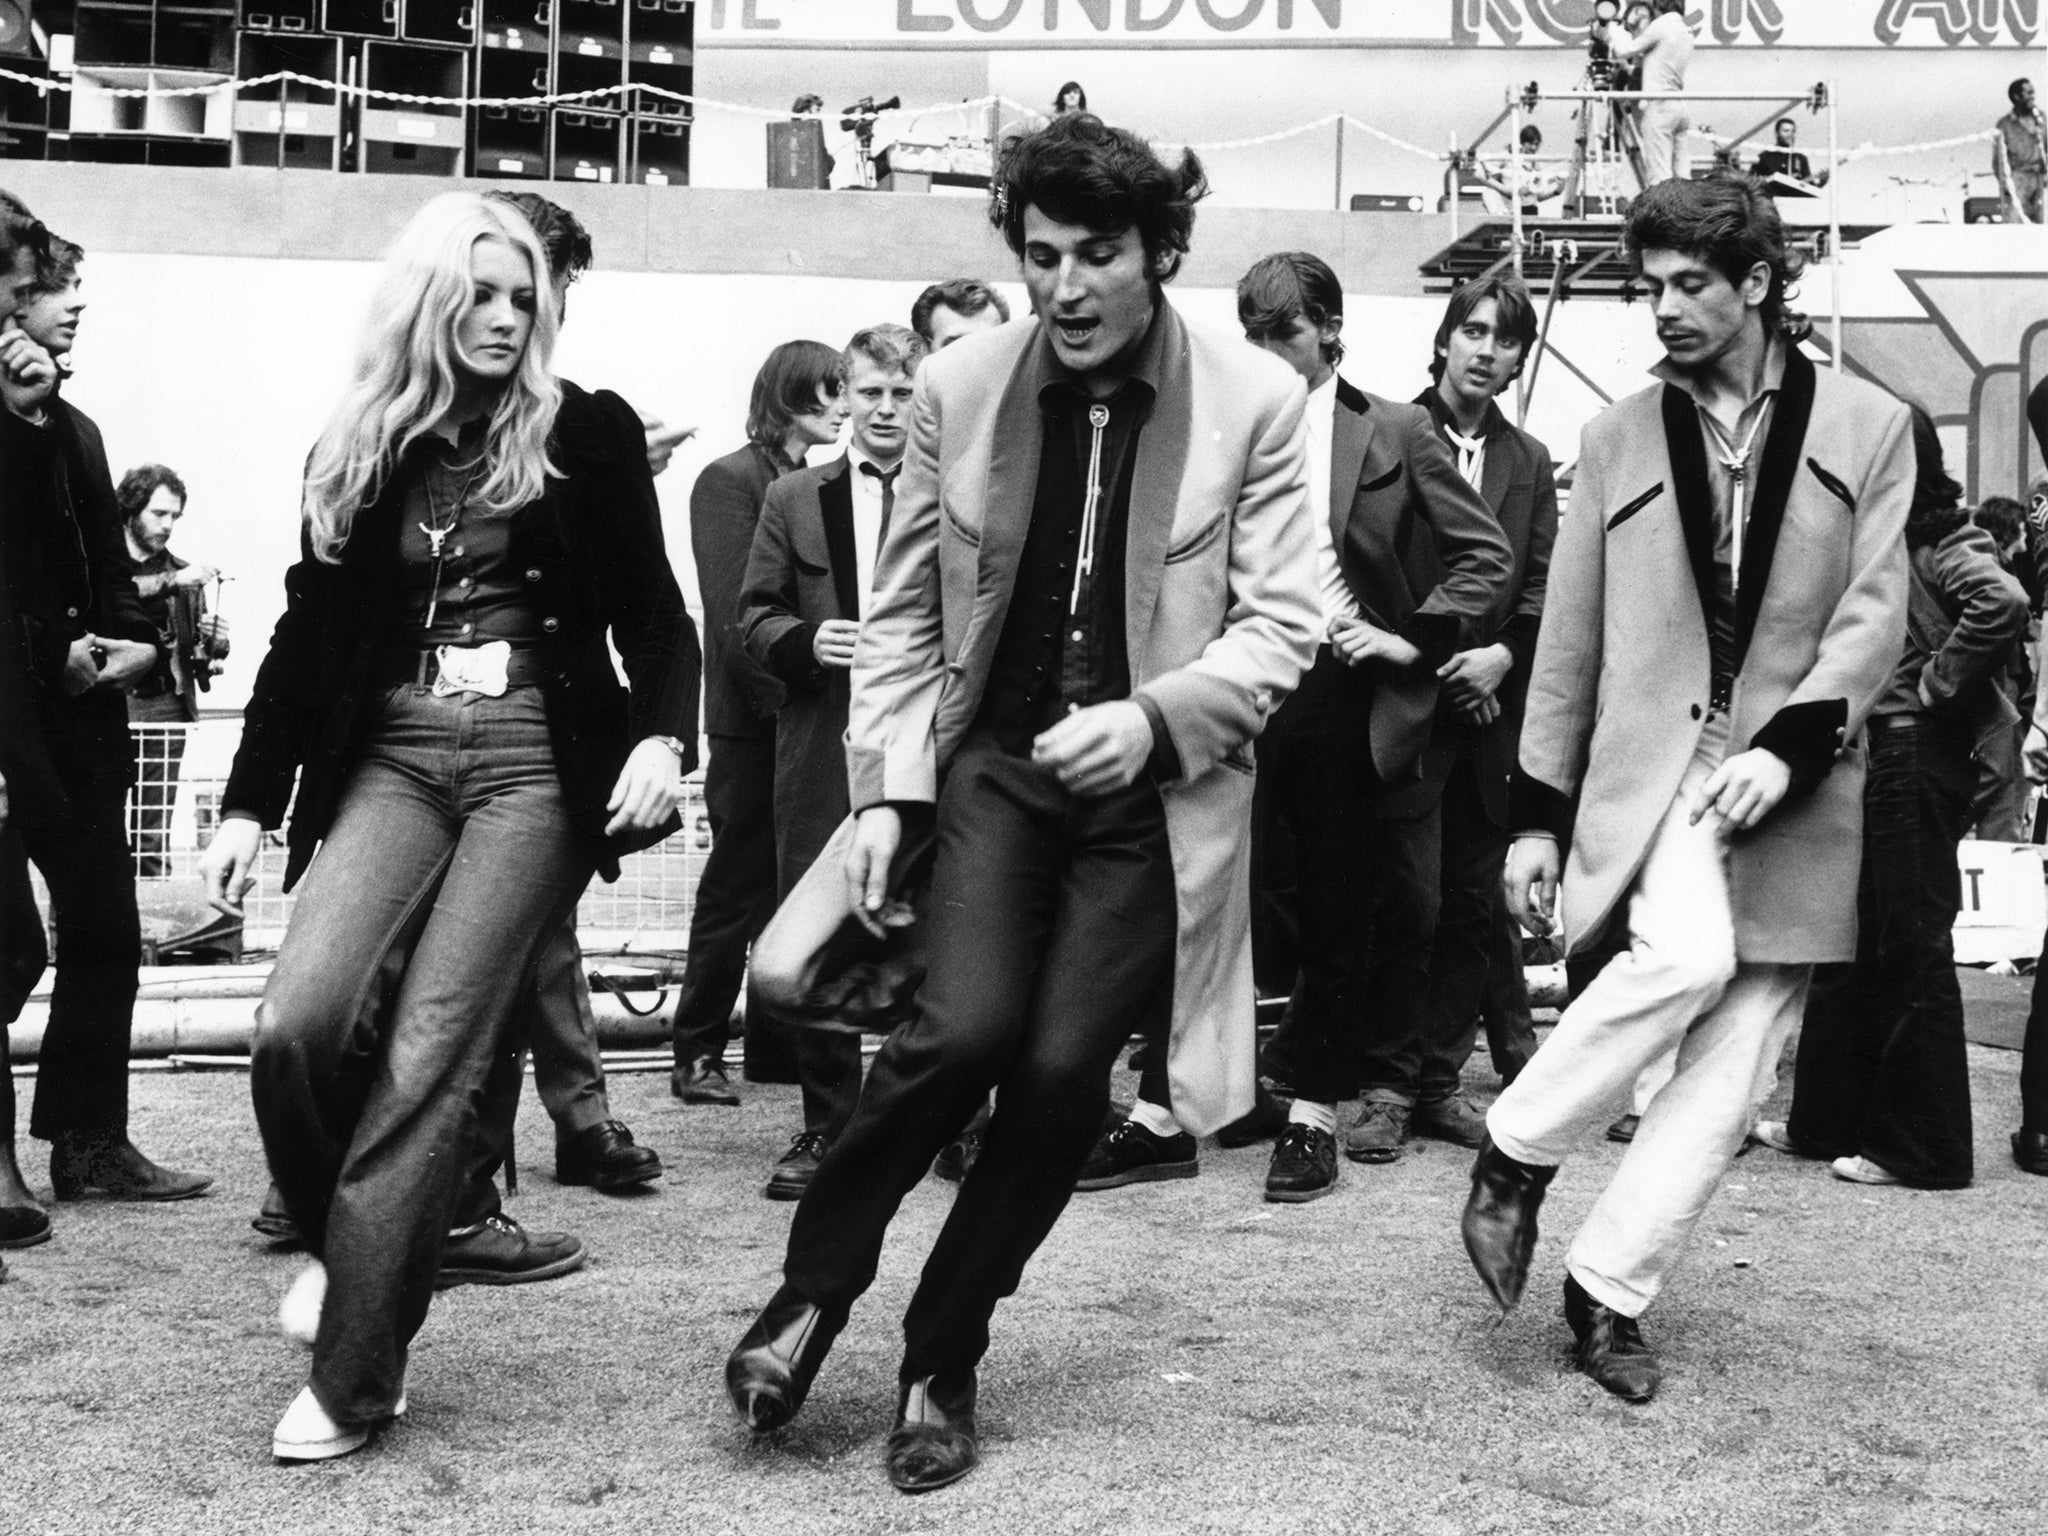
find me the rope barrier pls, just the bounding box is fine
[0,63,2002,167]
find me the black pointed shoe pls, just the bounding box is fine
[726,1283,845,1434]
[49,1132,211,1202]
[556,1120,664,1190]
[886,1369,979,1493]
[2013,1127,2048,1177]
[1461,1135,1557,1314]
[1563,1275,1662,1403]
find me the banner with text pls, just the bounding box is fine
[698,0,2043,50]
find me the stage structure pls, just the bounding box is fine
[1433,80,1847,428]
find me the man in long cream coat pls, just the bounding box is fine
[1463,177,1913,1403]
[724,114,1320,1493]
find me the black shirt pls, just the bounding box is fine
[973,309,1169,759]
[389,430,543,648]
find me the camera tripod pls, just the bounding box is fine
[1555,64,1648,216]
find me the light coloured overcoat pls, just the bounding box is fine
[1515,345,1912,963]
[844,301,1321,1134]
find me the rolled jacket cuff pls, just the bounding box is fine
[1135,693,1182,783]
[1507,767,1575,846]
[1398,610,1461,673]
[1748,697,1849,794]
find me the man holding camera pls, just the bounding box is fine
[1598,0,1694,189]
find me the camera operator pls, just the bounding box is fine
[1598,0,1694,189]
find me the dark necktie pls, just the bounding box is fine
[858,459,900,543]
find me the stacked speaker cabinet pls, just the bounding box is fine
[61,1,237,165]
[624,0,685,183]
[357,36,463,173]
[231,30,341,168]
[0,0,688,177]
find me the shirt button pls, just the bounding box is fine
[66,606,79,618]
[542,618,560,633]
[460,622,474,636]
[1690,704,1702,720]
[452,546,465,558]
[459,576,474,590]
[1066,702,1080,715]
[1070,630,1084,642]
[526,568,542,582]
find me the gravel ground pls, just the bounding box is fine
[3,1039,2044,1536]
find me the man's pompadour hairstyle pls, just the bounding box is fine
[988,113,1209,283]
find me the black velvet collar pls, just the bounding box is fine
[1658,342,1817,674]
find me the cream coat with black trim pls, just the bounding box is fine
[1510,344,1912,963]
[843,301,1322,1134]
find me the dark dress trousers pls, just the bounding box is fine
[1360,391,1558,1102]
[1,397,162,1139]
[736,452,868,1137]
[671,441,790,1068]
[1792,524,2027,1187]
[1277,379,1512,1106]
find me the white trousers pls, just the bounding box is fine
[1636,102,1691,187]
[1487,746,1810,1317]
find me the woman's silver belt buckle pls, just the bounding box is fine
[432,641,511,698]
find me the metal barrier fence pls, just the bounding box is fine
[111,720,710,955]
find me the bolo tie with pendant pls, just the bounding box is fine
[1070,402,1112,613]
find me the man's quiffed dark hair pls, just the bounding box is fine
[1237,252,1345,369]
[2011,77,2034,107]
[746,339,843,450]
[989,114,1209,283]
[1973,494,2027,548]
[116,463,189,523]
[1430,275,1538,383]
[485,190,593,286]
[1624,175,1808,339]
[910,278,1010,342]
[0,188,51,279]
[25,235,83,296]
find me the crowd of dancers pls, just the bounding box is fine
[4,109,2047,1494]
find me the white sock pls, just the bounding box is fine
[1287,1100,1337,1136]
[1128,1099,1184,1140]
[278,1261,327,1349]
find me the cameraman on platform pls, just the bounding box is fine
[1598,0,1694,189]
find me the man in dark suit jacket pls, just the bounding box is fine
[1369,277,1559,1149]
[669,340,847,1105]
[738,323,926,1199]
[1086,252,1510,1205]
[0,193,210,1204]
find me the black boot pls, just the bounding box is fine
[886,1369,979,1493]
[1563,1274,1662,1403]
[1460,1135,1556,1313]
[725,1283,845,1433]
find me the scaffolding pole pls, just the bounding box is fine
[1828,81,1843,372]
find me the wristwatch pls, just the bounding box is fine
[650,734,690,762]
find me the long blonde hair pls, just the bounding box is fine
[304,192,561,562]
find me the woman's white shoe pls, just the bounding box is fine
[271,1385,369,1462]
[278,1261,327,1348]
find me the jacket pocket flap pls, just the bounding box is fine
[1605,481,1664,531]
[1165,511,1226,564]
[941,503,983,546]
[1357,462,1402,496]
[1807,457,1856,512]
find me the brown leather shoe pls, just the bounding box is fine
[1413,1092,1488,1148]
[726,1283,845,1433]
[49,1132,211,1203]
[886,1369,979,1493]
[1563,1275,1661,1403]
[1461,1135,1556,1313]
